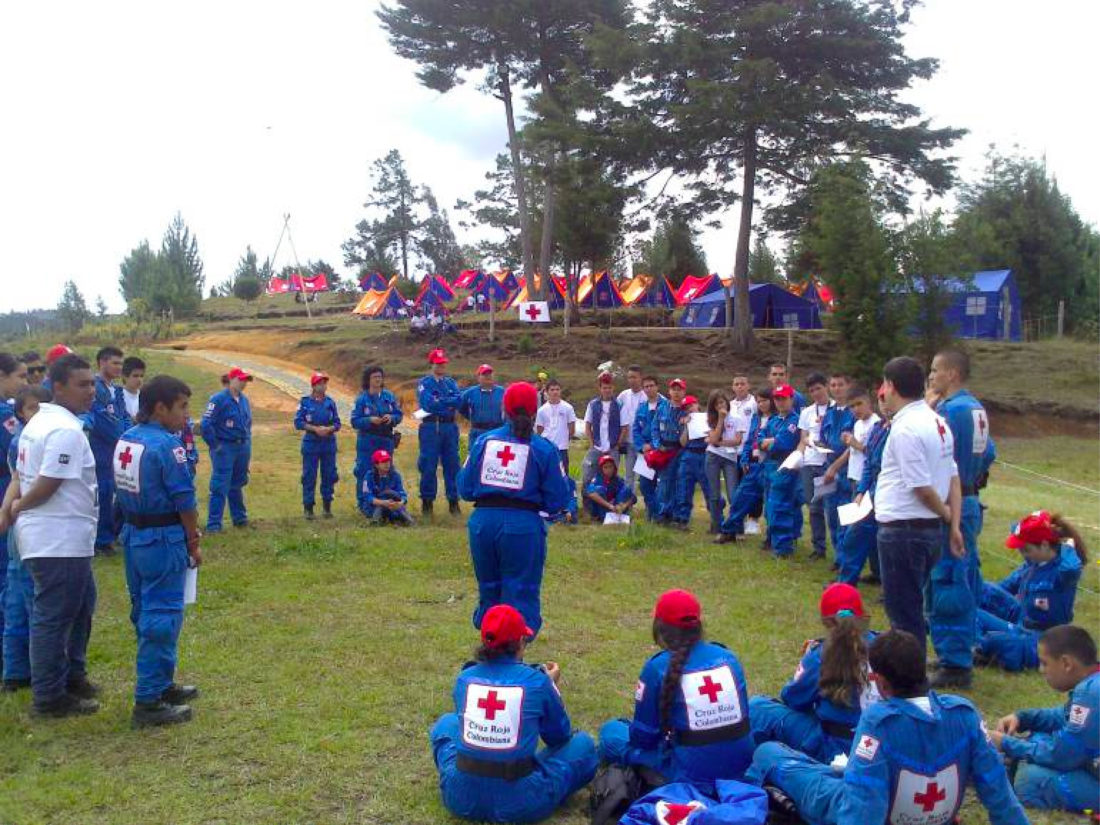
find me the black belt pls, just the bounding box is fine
[471,423,501,430]
[475,496,542,512]
[961,484,979,497]
[424,415,455,424]
[660,440,680,449]
[456,754,535,781]
[675,719,750,747]
[366,425,394,438]
[821,720,855,740]
[769,450,792,463]
[124,512,182,528]
[881,518,942,530]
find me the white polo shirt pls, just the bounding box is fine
[847,413,881,482]
[875,400,957,523]
[13,403,98,559]
[799,401,832,466]
[535,400,577,450]
[729,394,758,435]
[616,388,645,430]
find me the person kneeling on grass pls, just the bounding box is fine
[359,449,413,526]
[585,453,636,522]
[989,624,1099,813]
[748,629,1027,825]
[429,604,597,824]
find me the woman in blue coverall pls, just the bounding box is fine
[598,589,754,787]
[294,371,341,520]
[714,388,773,544]
[458,382,569,637]
[351,365,403,514]
[762,385,803,557]
[429,603,597,823]
[201,367,252,532]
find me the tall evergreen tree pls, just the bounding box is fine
[418,188,467,276]
[343,150,424,279]
[160,213,205,315]
[748,238,782,285]
[634,216,708,286]
[57,280,89,333]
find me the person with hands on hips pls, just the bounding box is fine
[294,371,341,520]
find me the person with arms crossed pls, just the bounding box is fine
[458,364,505,449]
[581,372,627,501]
[417,348,463,516]
[350,365,403,509]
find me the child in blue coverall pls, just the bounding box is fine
[763,385,802,557]
[585,452,636,521]
[360,449,413,526]
[990,625,1099,812]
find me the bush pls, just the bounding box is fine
[232,274,263,302]
[517,333,535,355]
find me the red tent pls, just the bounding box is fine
[674,274,723,305]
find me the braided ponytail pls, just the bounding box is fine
[511,410,534,441]
[652,619,703,736]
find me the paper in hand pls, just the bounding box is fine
[837,494,874,526]
[603,512,631,525]
[780,451,804,472]
[413,409,430,421]
[812,475,837,503]
[633,454,655,480]
[184,566,198,605]
[686,412,710,441]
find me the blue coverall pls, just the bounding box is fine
[619,780,768,825]
[1,405,28,681]
[86,376,130,546]
[418,374,462,503]
[350,388,402,501]
[599,640,754,787]
[458,423,569,636]
[764,411,802,557]
[360,467,412,524]
[458,384,505,448]
[749,631,878,762]
[177,417,199,477]
[674,433,710,525]
[430,658,597,824]
[114,422,196,703]
[544,477,578,526]
[651,401,686,523]
[718,413,769,537]
[584,473,635,520]
[835,421,889,585]
[976,543,1081,671]
[293,394,341,508]
[932,390,996,671]
[820,404,855,550]
[1003,669,1099,811]
[749,693,1029,825]
[633,396,668,520]
[201,388,252,531]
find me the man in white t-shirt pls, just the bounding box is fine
[875,356,963,658]
[535,379,577,473]
[121,356,145,420]
[835,384,880,486]
[615,366,646,488]
[798,372,833,559]
[1,354,100,718]
[581,373,627,497]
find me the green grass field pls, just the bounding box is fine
[0,351,1096,825]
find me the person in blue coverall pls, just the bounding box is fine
[176,416,199,477]
[833,392,890,586]
[419,348,462,516]
[749,629,1028,825]
[294,371,341,520]
[714,388,773,544]
[926,349,996,688]
[458,382,568,636]
[632,376,667,521]
[820,374,855,554]
[763,385,803,558]
[86,346,130,554]
[977,511,1085,672]
[350,364,402,509]
[0,353,28,682]
[360,449,413,526]
[599,589,754,788]
[990,625,1099,812]
[113,375,203,728]
[584,452,635,521]
[619,780,767,825]
[201,366,253,532]
[544,476,578,526]
[458,364,504,449]
[430,603,597,823]
[672,394,710,529]
[750,584,879,763]
[652,379,687,525]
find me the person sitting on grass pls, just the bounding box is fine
[749,629,1027,825]
[360,449,413,526]
[429,603,597,824]
[585,453,635,522]
[989,624,1099,813]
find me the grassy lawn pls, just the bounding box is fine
[0,351,1096,825]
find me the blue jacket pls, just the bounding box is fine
[4,417,21,489]
[452,657,573,763]
[417,374,461,420]
[458,423,569,514]
[85,376,131,462]
[362,467,407,505]
[998,543,1082,629]
[633,396,668,452]
[0,401,16,493]
[738,413,769,469]
[651,401,686,449]
[855,420,889,497]
[620,780,768,825]
[630,640,754,784]
[201,389,252,445]
[294,394,341,451]
[780,631,879,735]
[585,396,623,450]
[585,474,634,508]
[1003,670,1099,772]
[458,385,505,430]
[821,404,855,455]
[765,411,800,464]
[545,477,578,524]
[113,422,197,543]
[937,389,996,492]
[350,389,402,446]
[838,693,1027,825]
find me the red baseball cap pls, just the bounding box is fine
[227,367,252,382]
[503,382,538,417]
[477,364,494,375]
[654,589,702,629]
[428,348,449,364]
[480,604,534,649]
[1006,511,1060,550]
[310,371,329,386]
[45,344,73,364]
[597,453,616,468]
[683,395,698,406]
[598,371,614,385]
[372,449,391,464]
[820,583,866,619]
[773,384,795,399]
[668,378,686,390]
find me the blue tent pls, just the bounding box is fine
[928,269,1021,341]
[679,284,823,329]
[358,272,389,291]
[463,275,514,311]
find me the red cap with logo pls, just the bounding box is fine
[654,589,702,629]
[597,453,617,468]
[372,449,391,464]
[820,583,866,619]
[598,371,614,385]
[428,348,449,364]
[503,382,538,417]
[480,604,534,649]
[773,384,795,399]
[227,367,252,382]
[668,378,686,390]
[683,395,698,407]
[1006,511,1060,550]
[45,344,73,365]
[477,363,494,375]
[310,371,329,386]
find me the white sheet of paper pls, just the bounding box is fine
[633,454,656,480]
[413,408,430,421]
[812,475,837,503]
[780,450,804,472]
[603,512,631,525]
[184,566,198,605]
[687,412,710,440]
[837,494,874,526]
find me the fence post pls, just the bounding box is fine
[1057,300,1065,338]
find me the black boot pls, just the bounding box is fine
[160,683,200,704]
[322,500,333,519]
[713,533,737,545]
[304,504,315,521]
[929,666,973,689]
[449,500,461,516]
[32,693,100,719]
[421,499,433,516]
[132,700,192,728]
[66,676,101,700]
[2,677,31,692]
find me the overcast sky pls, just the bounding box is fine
[2,0,1097,313]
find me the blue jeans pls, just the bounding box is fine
[720,463,764,536]
[207,440,250,530]
[877,521,943,652]
[835,514,878,585]
[673,450,709,523]
[24,556,97,707]
[705,452,739,525]
[800,463,828,554]
[4,537,35,681]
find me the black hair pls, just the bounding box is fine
[21,351,41,363]
[95,346,123,364]
[511,410,534,441]
[769,362,787,372]
[868,630,928,699]
[362,364,384,390]
[755,387,774,414]
[882,356,925,400]
[122,356,146,376]
[137,375,192,423]
[935,348,971,381]
[829,371,851,381]
[1040,625,1098,666]
[14,385,51,418]
[652,618,704,735]
[627,364,642,374]
[805,371,827,390]
[707,389,730,429]
[0,352,19,375]
[49,354,91,387]
[642,375,659,385]
[474,639,524,662]
[847,384,870,402]
[546,378,562,389]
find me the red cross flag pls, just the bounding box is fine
[518,301,550,323]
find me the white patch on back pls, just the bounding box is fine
[113,440,145,494]
[461,683,524,751]
[889,764,961,825]
[680,664,743,731]
[479,439,530,491]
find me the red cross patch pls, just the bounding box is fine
[461,683,524,751]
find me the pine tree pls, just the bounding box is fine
[343,150,424,279]
[160,213,205,315]
[57,280,89,333]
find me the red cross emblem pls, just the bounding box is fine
[913,782,946,813]
[477,690,506,720]
[935,419,947,443]
[118,446,134,470]
[524,304,542,320]
[698,674,724,703]
[978,414,986,436]
[496,445,517,467]
[18,448,26,465]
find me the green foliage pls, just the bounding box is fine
[418,188,467,276]
[342,149,425,280]
[633,216,707,286]
[391,276,420,301]
[748,238,782,285]
[56,280,90,333]
[94,295,108,318]
[228,246,268,302]
[516,333,535,355]
[456,153,538,270]
[118,214,205,317]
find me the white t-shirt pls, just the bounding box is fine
[535,400,577,450]
[706,413,741,460]
[729,394,758,434]
[584,400,614,451]
[876,400,958,523]
[615,388,645,430]
[799,402,832,466]
[847,413,881,482]
[13,403,98,559]
[123,388,140,419]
